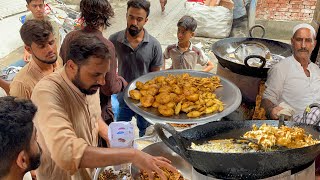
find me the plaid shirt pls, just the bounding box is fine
[294,107,320,126]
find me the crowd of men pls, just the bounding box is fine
[1,0,177,179]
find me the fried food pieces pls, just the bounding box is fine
[129,73,224,118]
[140,167,184,180]
[243,124,320,149]
[129,90,142,100]
[98,168,131,180]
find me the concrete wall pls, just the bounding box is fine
[256,0,317,21]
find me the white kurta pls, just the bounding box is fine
[263,55,320,119]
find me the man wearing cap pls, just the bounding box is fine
[262,23,320,124]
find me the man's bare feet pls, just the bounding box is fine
[160,0,167,12]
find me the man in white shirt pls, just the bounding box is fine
[262,23,320,123]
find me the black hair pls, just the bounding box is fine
[66,34,111,66]
[127,0,150,17]
[0,96,37,178]
[20,20,53,46]
[177,15,197,32]
[26,0,44,4]
[80,0,114,29]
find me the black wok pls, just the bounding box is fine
[155,120,320,179]
[212,38,292,78]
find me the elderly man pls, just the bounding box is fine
[262,23,320,123]
[10,20,57,99]
[109,0,163,137]
[31,34,175,180]
[0,96,42,180]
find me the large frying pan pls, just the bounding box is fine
[212,38,293,78]
[155,120,320,179]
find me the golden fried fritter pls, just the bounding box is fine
[155,76,166,83]
[158,105,174,116]
[140,95,154,108]
[129,90,141,100]
[175,102,182,115]
[186,94,199,102]
[166,101,176,109]
[159,86,172,93]
[136,81,144,90]
[147,87,158,96]
[155,93,171,104]
[152,101,161,108]
[172,84,182,95]
[187,111,203,118]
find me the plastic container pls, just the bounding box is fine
[108,122,135,172]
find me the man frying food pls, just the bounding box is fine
[31,34,176,180]
[262,23,320,124]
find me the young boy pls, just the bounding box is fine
[163,15,214,72]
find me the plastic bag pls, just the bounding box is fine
[185,2,233,38]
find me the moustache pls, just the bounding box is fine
[46,52,56,57]
[91,84,102,89]
[297,48,309,52]
[130,25,138,30]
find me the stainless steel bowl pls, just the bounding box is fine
[131,142,192,179]
[94,142,192,180]
[124,69,242,124]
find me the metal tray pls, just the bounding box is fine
[93,142,192,180]
[124,70,241,124]
[131,142,192,179]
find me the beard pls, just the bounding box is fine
[127,25,142,37]
[72,70,101,95]
[25,143,42,173]
[33,52,57,65]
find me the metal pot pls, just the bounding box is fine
[155,120,320,179]
[212,37,292,78]
[130,142,192,179]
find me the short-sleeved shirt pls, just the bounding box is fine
[31,67,101,180]
[163,42,208,70]
[10,60,55,99]
[109,29,163,83]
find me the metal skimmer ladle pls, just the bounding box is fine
[278,114,285,128]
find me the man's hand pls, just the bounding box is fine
[132,150,177,180]
[270,106,284,119]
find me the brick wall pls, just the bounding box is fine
[256,0,317,21]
